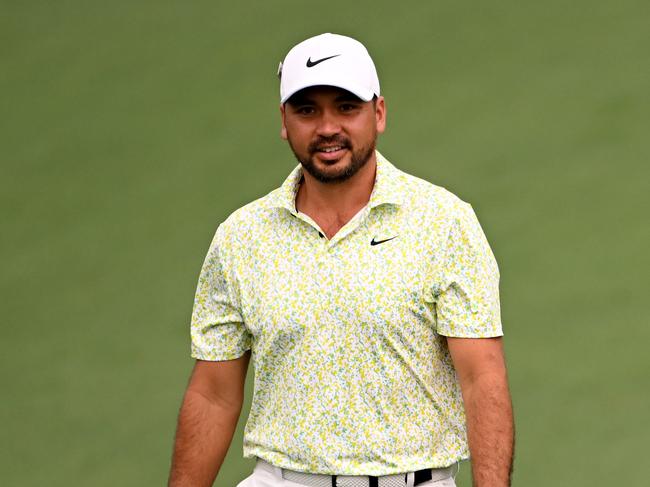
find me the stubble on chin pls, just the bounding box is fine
[288,140,376,184]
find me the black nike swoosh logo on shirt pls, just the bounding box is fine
[306,55,340,67]
[370,236,398,246]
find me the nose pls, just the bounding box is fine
[315,109,341,137]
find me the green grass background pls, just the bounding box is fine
[2,1,649,485]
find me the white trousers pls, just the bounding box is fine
[235,459,457,487]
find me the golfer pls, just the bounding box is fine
[169,33,514,487]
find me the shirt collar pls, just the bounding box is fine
[368,150,405,208]
[267,150,404,212]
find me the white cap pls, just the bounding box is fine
[278,33,380,104]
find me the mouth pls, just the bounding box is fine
[312,144,349,162]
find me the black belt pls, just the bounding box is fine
[256,457,454,487]
[331,468,443,486]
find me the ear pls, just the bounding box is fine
[280,103,288,140]
[374,96,386,134]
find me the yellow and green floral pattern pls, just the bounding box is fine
[190,152,503,475]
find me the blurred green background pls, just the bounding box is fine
[2,1,649,485]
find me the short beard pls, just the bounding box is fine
[288,135,377,184]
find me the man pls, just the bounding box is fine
[169,33,514,487]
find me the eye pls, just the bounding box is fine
[294,106,315,115]
[339,103,360,113]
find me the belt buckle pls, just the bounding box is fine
[334,474,390,487]
[333,475,375,487]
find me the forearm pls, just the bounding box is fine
[462,371,514,487]
[168,389,243,487]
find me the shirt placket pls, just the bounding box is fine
[292,207,371,332]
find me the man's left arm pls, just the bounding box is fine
[447,336,514,487]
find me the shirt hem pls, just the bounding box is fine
[244,450,469,476]
[191,348,250,361]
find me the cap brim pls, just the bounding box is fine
[281,81,375,104]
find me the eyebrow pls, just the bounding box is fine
[334,93,364,103]
[286,95,313,106]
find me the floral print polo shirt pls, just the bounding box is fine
[190,151,503,475]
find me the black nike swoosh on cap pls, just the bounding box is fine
[370,236,398,246]
[306,54,340,67]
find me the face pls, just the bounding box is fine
[280,86,386,183]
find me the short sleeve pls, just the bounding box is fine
[190,227,252,360]
[435,202,503,338]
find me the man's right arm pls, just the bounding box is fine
[168,351,251,487]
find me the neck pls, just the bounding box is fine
[295,153,377,235]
